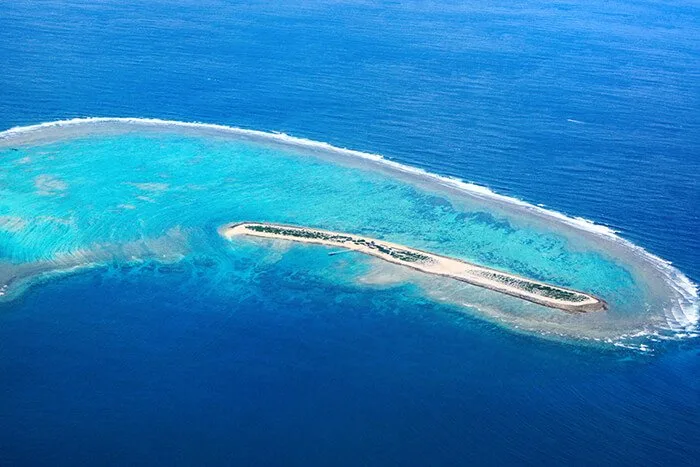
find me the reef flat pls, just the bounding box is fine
[0,118,696,348]
[222,222,607,313]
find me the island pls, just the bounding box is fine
[220,222,608,313]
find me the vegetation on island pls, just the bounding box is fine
[245,224,431,263]
[243,223,593,305]
[476,271,587,302]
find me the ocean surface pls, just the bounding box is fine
[1,1,699,465]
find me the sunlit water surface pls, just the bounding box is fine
[2,0,700,464]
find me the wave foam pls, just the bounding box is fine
[2,117,698,333]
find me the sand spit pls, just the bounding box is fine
[221,222,607,313]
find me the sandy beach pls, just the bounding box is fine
[221,222,607,313]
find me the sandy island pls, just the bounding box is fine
[220,222,607,313]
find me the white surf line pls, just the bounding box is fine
[0,117,629,240]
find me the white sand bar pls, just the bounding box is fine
[221,222,607,313]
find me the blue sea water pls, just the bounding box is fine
[1,1,699,465]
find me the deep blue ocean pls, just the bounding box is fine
[1,1,699,465]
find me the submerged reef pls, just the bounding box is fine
[0,118,697,349]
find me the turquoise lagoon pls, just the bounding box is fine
[1,118,697,349]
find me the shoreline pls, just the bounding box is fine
[221,222,608,313]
